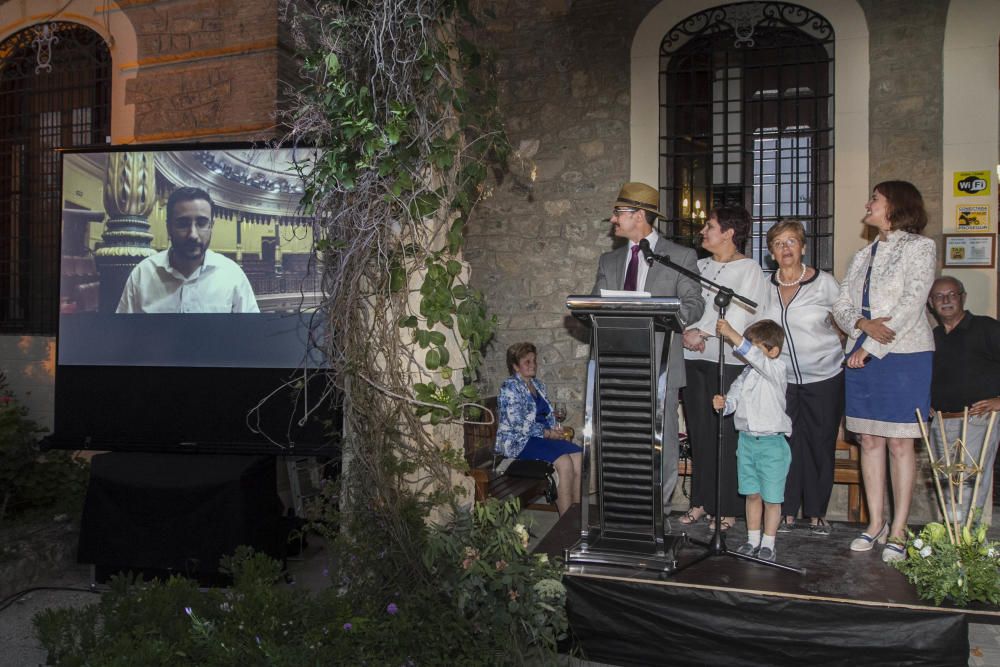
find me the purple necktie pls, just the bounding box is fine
[623,244,641,291]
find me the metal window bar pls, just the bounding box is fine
[658,2,834,273]
[0,23,110,334]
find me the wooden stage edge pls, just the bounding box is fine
[535,505,1000,624]
[566,570,1000,620]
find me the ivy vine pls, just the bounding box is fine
[283,0,507,505]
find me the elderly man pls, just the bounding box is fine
[117,187,259,313]
[928,276,1000,523]
[593,182,704,518]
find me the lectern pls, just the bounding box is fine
[564,295,684,572]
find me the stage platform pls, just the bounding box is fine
[536,508,999,666]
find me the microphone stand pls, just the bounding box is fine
[639,240,805,575]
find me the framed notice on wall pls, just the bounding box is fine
[943,234,996,268]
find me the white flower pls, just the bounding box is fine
[533,578,566,601]
[536,553,549,564]
[987,547,997,558]
[919,546,933,558]
[912,538,924,549]
[513,523,530,548]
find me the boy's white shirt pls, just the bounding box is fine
[722,338,793,436]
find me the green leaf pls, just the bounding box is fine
[446,260,462,276]
[428,331,446,346]
[425,348,440,370]
[397,315,418,328]
[389,265,406,292]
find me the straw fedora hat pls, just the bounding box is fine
[614,182,664,219]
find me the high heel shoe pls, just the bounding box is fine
[850,521,889,552]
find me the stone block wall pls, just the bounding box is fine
[861,0,948,241]
[120,0,283,141]
[465,0,658,419]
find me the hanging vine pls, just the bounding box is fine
[282,0,508,547]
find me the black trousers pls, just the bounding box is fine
[781,372,845,518]
[683,359,744,517]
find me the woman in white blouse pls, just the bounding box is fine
[679,206,767,532]
[833,181,935,563]
[764,221,844,536]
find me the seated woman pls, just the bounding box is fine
[495,342,582,515]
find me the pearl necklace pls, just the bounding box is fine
[775,264,807,287]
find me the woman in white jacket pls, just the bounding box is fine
[832,181,935,563]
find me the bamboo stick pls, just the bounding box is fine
[918,410,956,545]
[964,410,997,532]
[937,409,961,541]
[958,407,969,510]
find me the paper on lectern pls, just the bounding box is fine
[600,289,651,298]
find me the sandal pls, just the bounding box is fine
[810,518,831,536]
[777,516,796,533]
[678,507,707,525]
[707,516,734,532]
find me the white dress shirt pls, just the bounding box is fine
[684,257,767,365]
[763,270,844,385]
[621,229,660,292]
[722,338,792,436]
[117,249,260,313]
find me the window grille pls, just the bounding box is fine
[0,23,111,333]
[658,2,834,271]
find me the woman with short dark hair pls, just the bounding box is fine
[833,180,936,562]
[679,206,767,532]
[496,342,582,515]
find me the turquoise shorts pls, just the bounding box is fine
[736,432,791,504]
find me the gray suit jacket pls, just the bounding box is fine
[592,236,704,388]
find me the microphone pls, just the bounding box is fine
[639,238,655,265]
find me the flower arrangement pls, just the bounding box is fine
[899,411,1000,606]
[892,520,1000,606]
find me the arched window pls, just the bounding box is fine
[0,22,111,333]
[659,2,834,270]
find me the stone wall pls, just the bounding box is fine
[120,0,283,141]
[466,0,658,419]
[860,0,949,241]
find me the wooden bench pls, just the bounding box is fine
[677,439,868,523]
[462,397,556,511]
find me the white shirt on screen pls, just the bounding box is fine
[116,249,260,314]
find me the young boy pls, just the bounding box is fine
[711,318,792,562]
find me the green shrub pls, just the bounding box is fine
[0,371,89,525]
[34,501,566,666]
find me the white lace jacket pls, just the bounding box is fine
[832,230,936,358]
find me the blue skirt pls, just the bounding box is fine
[845,351,931,438]
[518,436,582,463]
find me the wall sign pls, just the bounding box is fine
[956,204,991,232]
[943,234,995,268]
[953,170,991,196]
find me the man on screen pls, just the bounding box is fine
[117,187,260,313]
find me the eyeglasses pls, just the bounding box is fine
[612,207,638,216]
[930,291,964,302]
[770,238,802,249]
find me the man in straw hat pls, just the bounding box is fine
[927,275,1000,524]
[593,181,704,519]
